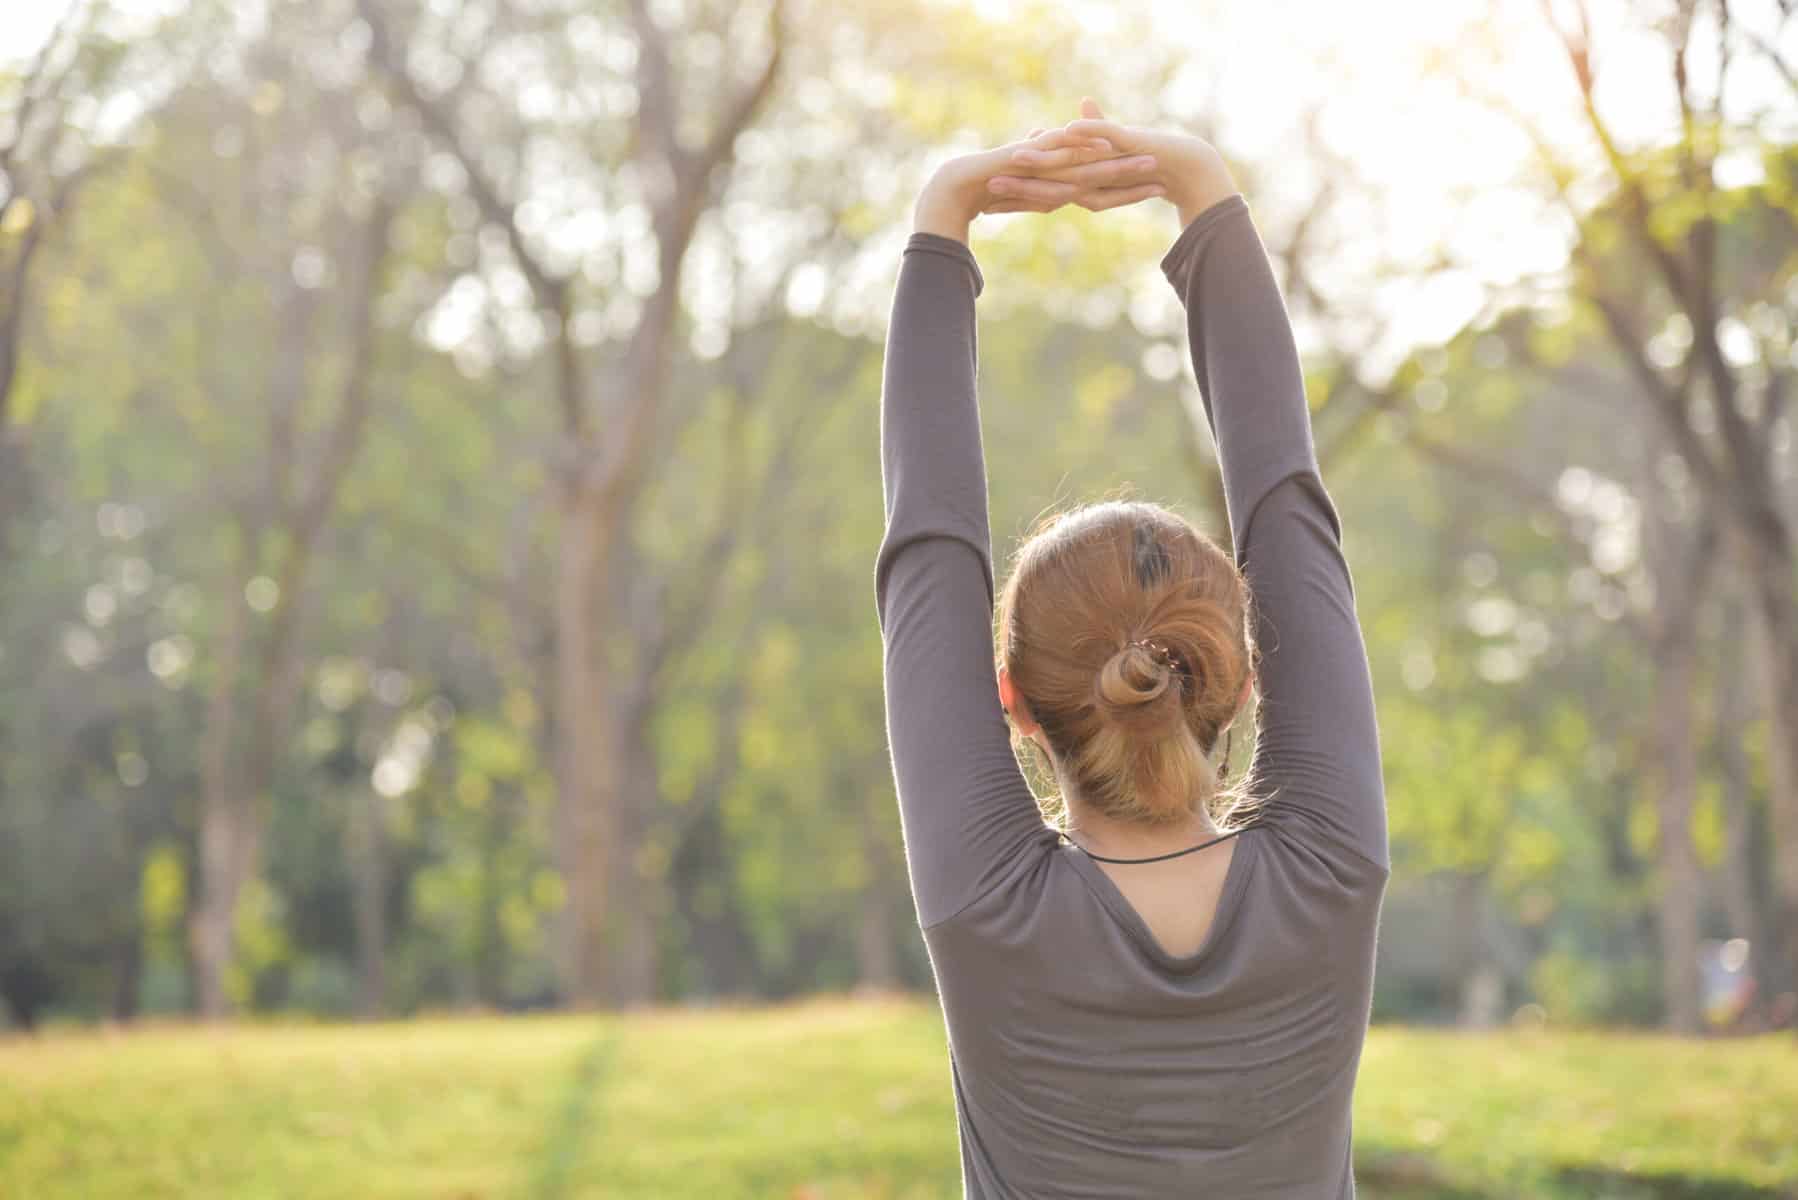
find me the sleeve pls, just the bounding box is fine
[1161,192,1389,877]
[873,231,1055,931]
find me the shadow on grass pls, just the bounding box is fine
[1357,1151,1796,1200]
[528,1024,620,1200]
[1352,1151,1790,1200]
[1548,1167,1797,1200]
[1356,1151,1495,1199]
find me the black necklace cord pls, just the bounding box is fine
[1061,821,1259,865]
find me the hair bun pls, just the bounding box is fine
[1095,638,1186,735]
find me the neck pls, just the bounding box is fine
[1060,793,1223,860]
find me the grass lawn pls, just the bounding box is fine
[1,995,1793,1199]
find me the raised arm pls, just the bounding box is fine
[873,230,1051,931]
[1159,182,1389,878]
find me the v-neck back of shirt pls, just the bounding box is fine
[1061,826,1260,971]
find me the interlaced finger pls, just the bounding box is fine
[1008,139,1122,170]
[985,175,1080,205]
[1076,182,1167,211]
[985,197,1066,214]
[1008,128,1115,165]
[1050,154,1150,185]
[1021,126,1112,150]
[1006,153,1157,187]
[1061,117,1141,149]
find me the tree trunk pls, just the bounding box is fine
[1745,545,1798,1009]
[189,551,254,1018]
[473,784,510,1008]
[672,794,751,1000]
[110,925,143,1024]
[1653,628,1705,1034]
[0,427,32,560]
[608,876,664,1009]
[0,954,51,1031]
[856,887,899,994]
[856,805,899,992]
[1716,585,1778,1001]
[347,787,387,1019]
[190,806,260,1019]
[1453,873,1502,1028]
[189,554,309,1019]
[607,707,665,1009]
[553,484,619,1007]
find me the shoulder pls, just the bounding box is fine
[1244,821,1389,963]
[1250,818,1388,896]
[920,826,1064,937]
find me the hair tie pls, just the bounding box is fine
[1129,637,1184,676]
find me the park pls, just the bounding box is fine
[2,0,1796,1195]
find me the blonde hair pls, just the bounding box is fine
[996,495,1260,832]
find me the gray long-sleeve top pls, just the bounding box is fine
[873,192,1390,1197]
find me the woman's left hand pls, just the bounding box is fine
[913,127,1166,242]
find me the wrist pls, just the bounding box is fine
[1165,145,1238,228]
[913,168,977,243]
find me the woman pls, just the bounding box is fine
[873,99,1389,1196]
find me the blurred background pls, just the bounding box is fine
[7,1,1798,1194]
[1,0,1795,1046]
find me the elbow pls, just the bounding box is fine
[873,520,996,632]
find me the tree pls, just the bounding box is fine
[358,0,785,1006]
[1472,0,1798,1003]
[127,3,414,1015]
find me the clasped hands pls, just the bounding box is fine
[913,98,1239,244]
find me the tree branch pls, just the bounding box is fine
[293,199,397,543]
[627,0,680,171]
[687,0,785,195]
[357,0,577,414]
[597,0,787,498]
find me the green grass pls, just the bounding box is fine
[1,996,1793,1199]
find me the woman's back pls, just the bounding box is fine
[875,143,1388,1194]
[925,821,1384,1196]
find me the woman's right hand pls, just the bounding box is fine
[1000,99,1239,228]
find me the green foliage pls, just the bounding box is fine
[3,0,1792,1036]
